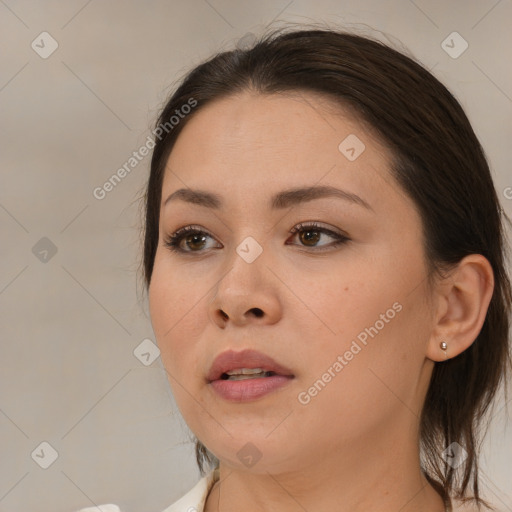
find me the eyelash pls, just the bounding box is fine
[163,222,350,255]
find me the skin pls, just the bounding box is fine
[148,91,494,512]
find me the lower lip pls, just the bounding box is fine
[210,375,294,402]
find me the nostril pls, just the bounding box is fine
[250,308,264,318]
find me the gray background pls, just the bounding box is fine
[1,1,511,511]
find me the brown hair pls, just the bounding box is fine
[140,26,512,508]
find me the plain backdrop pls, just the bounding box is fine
[0,1,511,511]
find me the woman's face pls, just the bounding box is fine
[148,91,436,473]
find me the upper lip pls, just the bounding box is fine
[207,349,294,382]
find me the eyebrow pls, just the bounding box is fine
[163,185,374,212]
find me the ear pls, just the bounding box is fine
[426,254,494,362]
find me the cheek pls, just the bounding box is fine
[293,257,429,424]
[148,254,208,373]
[293,303,424,445]
[149,266,210,421]
[293,260,400,351]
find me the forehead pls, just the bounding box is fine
[168,90,374,158]
[161,91,394,210]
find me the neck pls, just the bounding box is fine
[204,431,446,512]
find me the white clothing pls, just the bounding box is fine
[160,468,219,512]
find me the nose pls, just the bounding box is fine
[208,251,282,328]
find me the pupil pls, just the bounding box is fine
[301,230,320,246]
[187,234,206,250]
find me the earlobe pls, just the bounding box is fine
[439,340,448,359]
[426,254,494,362]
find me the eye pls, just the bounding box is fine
[163,225,220,254]
[287,222,350,250]
[163,222,350,255]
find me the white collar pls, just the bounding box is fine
[161,468,219,512]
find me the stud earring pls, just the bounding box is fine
[440,341,448,359]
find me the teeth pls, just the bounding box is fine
[227,374,267,381]
[226,373,271,381]
[225,368,267,376]
[221,368,277,381]
[222,368,275,380]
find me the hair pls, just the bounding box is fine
[140,25,512,508]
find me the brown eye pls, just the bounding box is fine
[299,229,321,246]
[164,226,220,254]
[288,222,350,250]
[184,233,208,251]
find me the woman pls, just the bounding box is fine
[79,26,511,512]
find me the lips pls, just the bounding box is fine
[206,349,294,382]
